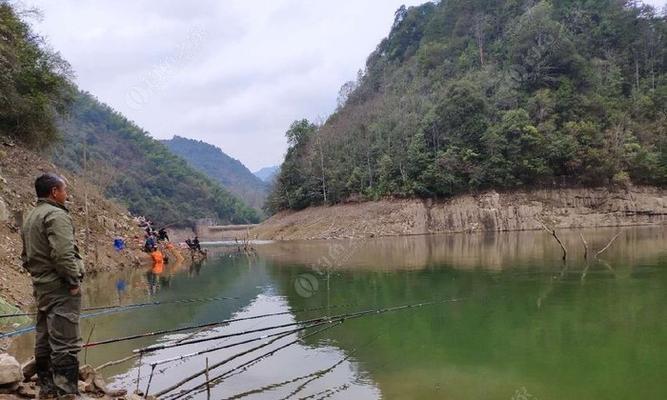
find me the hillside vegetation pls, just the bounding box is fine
[54,93,259,226]
[0,2,73,146]
[161,136,268,212]
[267,0,667,213]
[0,3,258,226]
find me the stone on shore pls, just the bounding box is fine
[0,355,136,399]
[0,354,22,386]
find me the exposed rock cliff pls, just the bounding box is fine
[252,187,666,240]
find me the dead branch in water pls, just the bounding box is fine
[581,231,621,282]
[595,232,622,259]
[235,234,257,256]
[535,218,567,261]
[579,232,589,260]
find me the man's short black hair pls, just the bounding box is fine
[35,173,64,198]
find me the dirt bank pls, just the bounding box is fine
[0,140,149,311]
[251,186,667,240]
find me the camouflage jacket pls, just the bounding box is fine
[21,199,85,291]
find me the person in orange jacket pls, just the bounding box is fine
[150,249,164,274]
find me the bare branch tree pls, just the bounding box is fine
[472,13,490,66]
[535,218,567,261]
[595,232,621,259]
[579,232,589,260]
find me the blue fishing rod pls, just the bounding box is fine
[0,295,238,339]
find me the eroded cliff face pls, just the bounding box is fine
[251,187,667,241]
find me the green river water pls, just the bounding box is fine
[7,226,667,399]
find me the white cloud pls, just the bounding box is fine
[25,0,423,170]
[23,0,667,170]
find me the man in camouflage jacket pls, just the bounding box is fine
[21,173,85,398]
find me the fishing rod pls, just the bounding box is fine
[153,298,407,377]
[163,322,344,400]
[227,311,406,400]
[153,322,333,398]
[128,317,294,392]
[0,296,240,340]
[135,298,462,355]
[160,298,461,399]
[0,295,238,319]
[183,323,346,400]
[149,321,334,367]
[83,303,356,348]
[306,384,350,400]
[295,384,350,400]
[277,353,352,400]
[219,355,350,400]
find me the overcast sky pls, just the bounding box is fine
[24,0,666,171]
[23,0,423,171]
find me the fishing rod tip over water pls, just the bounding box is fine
[130,297,463,355]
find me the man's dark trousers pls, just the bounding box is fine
[34,284,82,395]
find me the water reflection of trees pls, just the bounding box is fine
[260,227,667,399]
[257,226,666,271]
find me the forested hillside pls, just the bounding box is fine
[0,3,73,145]
[0,3,258,226]
[267,0,667,213]
[161,136,268,211]
[54,93,259,226]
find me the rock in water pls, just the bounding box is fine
[0,353,22,385]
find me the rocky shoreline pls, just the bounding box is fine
[251,186,667,240]
[0,353,154,400]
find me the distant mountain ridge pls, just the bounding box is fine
[54,93,259,226]
[0,2,258,227]
[161,136,269,211]
[254,165,279,183]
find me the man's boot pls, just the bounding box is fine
[35,357,58,399]
[53,360,79,399]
